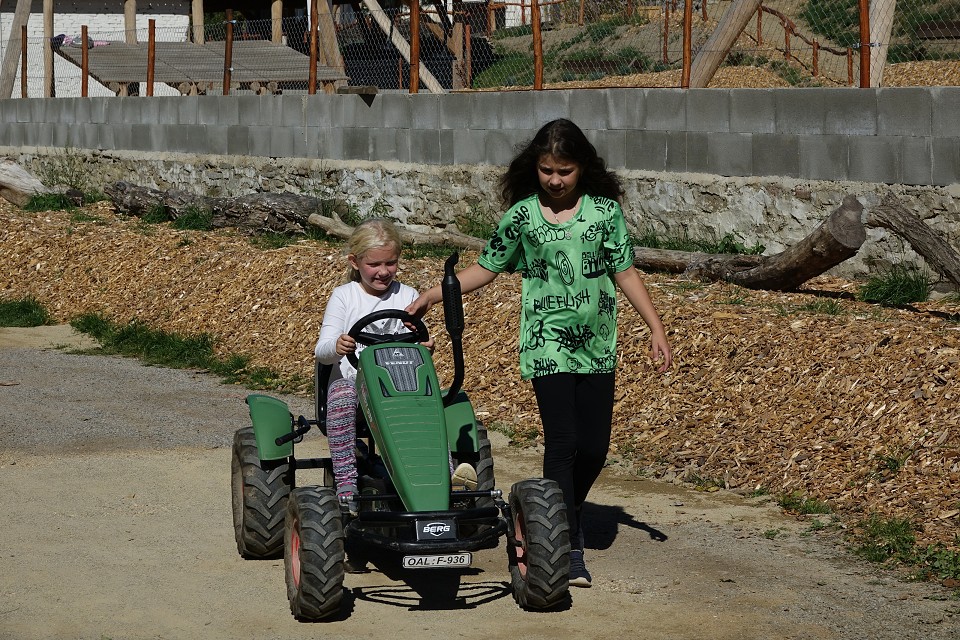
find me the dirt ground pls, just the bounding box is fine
[1,326,958,640]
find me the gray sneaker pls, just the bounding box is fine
[568,550,592,587]
[451,463,478,491]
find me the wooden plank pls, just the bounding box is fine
[916,20,960,39]
[55,40,348,88]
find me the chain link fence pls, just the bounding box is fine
[478,0,959,89]
[2,1,958,97]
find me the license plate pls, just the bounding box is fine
[401,553,472,569]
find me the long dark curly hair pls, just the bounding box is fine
[498,118,623,207]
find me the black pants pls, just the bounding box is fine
[531,372,615,550]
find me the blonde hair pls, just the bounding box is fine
[344,218,402,283]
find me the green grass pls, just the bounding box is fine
[913,542,960,582]
[248,232,298,250]
[69,313,304,391]
[798,297,845,315]
[853,514,960,582]
[24,193,78,212]
[858,265,933,305]
[403,243,460,260]
[486,420,540,447]
[854,515,918,563]
[0,297,52,327]
[69,210,104,224]
[472,51,535,88]
[455,203,500,240]
[632,229,765,255]
[171,206,214,231]
[686,473,724,492]
[141,205,172,224]
[778,491,832,515]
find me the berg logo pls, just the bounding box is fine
[421,522,451,537]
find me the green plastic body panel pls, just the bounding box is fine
[246,394,293,460]
[357,343,450,512]
[444,390,480,457]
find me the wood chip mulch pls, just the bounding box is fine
[2,202,958,549]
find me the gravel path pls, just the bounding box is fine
[1,329,959,640]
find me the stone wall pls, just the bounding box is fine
[10,147,960,280]
[2,87,959,281]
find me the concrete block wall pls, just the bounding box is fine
[1,87,957,186]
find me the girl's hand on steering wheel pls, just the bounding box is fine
[335,334,356,357]
[421,337,435,354]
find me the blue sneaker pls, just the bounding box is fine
[568,550,592,587]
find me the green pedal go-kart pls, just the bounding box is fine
[230,253,572,620]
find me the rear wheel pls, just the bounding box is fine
[474,425,495,507]
[507,478,571,610]
[231,427,290,559]
[454,425,497,541]
[285,486,346,621]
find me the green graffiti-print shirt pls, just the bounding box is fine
[477,193,633,380]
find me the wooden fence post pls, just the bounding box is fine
[147,19,156,96]
[223,9,234,95]
[309,0,319,94]
[81,25,89,97]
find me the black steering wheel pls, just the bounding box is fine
[345,309,429,368]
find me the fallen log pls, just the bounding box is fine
[105,181,488,250]
[105,181,319,234]
[864,192,960,287]
[306,213,486,251]
[633,195,866,290]
[104,183,960,291]
[0,158,51,207]
[631,247,765,277]
[726,194,865,290]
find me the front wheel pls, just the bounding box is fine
[507,478,571,610]
[285,486,346,621]
[231,427,290,559]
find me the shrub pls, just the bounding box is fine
[858,265,932,305]
[0,297,51,327]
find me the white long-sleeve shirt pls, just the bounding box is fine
[314,280,420,384]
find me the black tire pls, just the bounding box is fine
[231,426,291,559]
[453,425,496,541]
[284,486,346,621]
[474,425,496,507]
[507,478,571,610]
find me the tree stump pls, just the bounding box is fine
[0,159,51,207]
[632,195,866,290]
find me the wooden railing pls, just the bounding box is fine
[757,5,855,86]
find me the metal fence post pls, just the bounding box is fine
[858,0,870,87]
[20,25,27,98]
[532,0,543,89]
[410,0,420,93]
[682,0,692,88]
